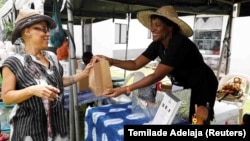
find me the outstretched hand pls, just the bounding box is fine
[95,55,112,65]
[103,87,125,98]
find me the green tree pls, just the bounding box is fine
[3,22,14,41]
[0,0,7,8]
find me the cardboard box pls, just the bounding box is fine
[161,84,172,93]
[76,69,90,92]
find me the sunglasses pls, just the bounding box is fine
[32,26,50,33]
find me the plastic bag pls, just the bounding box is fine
[49,0,66,48]
[172,89,191,121]
[131,83,159,120]
[56,39,69,60]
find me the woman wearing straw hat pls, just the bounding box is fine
[99,6,218,124]
[1,9,92,141]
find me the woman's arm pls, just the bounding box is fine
[97,55,151,70]
[1,67,59,104]
[62,63,93,87]
[104,63,173,98]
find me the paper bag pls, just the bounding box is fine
[88,56,113,96]
[76,69,90,92]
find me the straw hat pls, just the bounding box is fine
[12,9,56,44]
[137,6,193,37]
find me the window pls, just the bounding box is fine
[193,16,223,55]
[115,23,127,44]
[193,16,223,70]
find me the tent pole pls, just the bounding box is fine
[225,3,240,75]
[216,4,235,79]
[81,18,85,53]
[66,0,80,141]
[124,12,131,78]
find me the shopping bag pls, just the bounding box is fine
[49,0,66,48]
[88,56,113,96]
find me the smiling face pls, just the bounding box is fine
[150,18,168,42]
[150,15,174,46]
[22,21,51,49]
[150,15,175,46]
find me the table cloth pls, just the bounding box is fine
[84,102,150,141]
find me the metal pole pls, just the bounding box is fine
[124,12,131,78]
[216,7,233,79]
[89,18,93,52]
[81,18,85,53]
[66,0,80,141]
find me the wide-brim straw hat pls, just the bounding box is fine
[12,9,56,44]
[137,6,193,37]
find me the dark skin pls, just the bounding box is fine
[98,17,174,97]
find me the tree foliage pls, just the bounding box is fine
[0,0,7,8]
[3,22,14,41]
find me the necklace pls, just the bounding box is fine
[21,48,46,60]
[35,51,46,60]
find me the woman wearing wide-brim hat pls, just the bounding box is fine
[99,6,218,124]
[1,9,92,141]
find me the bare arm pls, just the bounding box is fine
[104,63,173,97]
[1,63,93,105]
[1,67,59,104]
[97,55,151,70]
[62,63,93,87]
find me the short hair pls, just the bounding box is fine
[82,51,93,64]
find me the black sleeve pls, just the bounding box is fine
[142,42,161,60]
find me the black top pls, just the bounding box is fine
[142,32,218,122]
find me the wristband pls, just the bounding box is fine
[126,86,131,94]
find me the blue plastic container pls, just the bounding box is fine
[0,102,14,134]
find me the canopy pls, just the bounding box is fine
[1,1,250,141]
[43,0,250,25]
[2,0,250,27]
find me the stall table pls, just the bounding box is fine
[84,102,150,141]
[63,90,106,110]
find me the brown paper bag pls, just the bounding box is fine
[88,56,113,96]
[76,69,90,92]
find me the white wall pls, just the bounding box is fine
[127,19,152,51]
[92,18,152,58]
[229,16,250,76]
[92,19,114,57]
[62,24,84,58]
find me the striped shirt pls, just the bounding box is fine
[3,51,68,141]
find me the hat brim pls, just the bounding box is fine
[12,14,56,44]
[137,11,193,37]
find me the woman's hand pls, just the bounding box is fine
[82,63,93,76]
[29,84,60,101]
[85,62,93,70]
[103,87,126,98]
[95,55,113,66]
